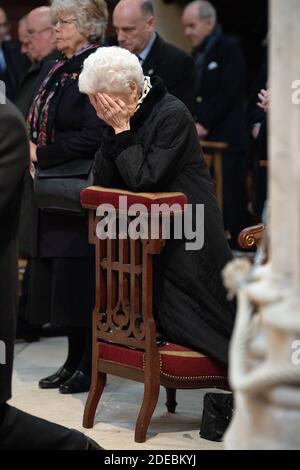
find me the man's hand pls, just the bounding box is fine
[257,88,270,113]
[195,122,209,139]
[29,141,37,162]
[90,93,131,134]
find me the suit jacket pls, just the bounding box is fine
[246,52,268,160]
[0,101,29,404]
[193,34,246,150]
[15,50,60,119]
[142,34,196,113]
[0,40,29,101]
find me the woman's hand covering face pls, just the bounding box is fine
[90,93,132,134]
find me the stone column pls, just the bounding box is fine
[223,0,300,450]
[155,0,190,52]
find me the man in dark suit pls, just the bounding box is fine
[182,0,248,247]
[246,54,268,219]
[0,7,29,101]
[113,0,196,112]
[0,99,101,450]
[15,6,58,118]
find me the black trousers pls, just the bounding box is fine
[0,405,92,450]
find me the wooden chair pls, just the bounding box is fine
[200,140,228,210]
[81,186,230,443]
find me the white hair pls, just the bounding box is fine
[50,0,108,43]
[79,46,145,96]
[187,0,217,23]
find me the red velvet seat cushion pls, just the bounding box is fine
[81,186,187,212]
[98,342,228,383]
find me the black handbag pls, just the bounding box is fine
[200,392,233,441]
[33,158,94,214]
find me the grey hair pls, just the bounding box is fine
[50,0,108,43]
[198,1,217,23]
[79,46,145,96]
[141,1,155,17]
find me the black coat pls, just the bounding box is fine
[94,77,235,364]
[142,34,196,113]
[0,101,29,404]
[31,50,106,258]
[193,33,246,150]
[16,51,61,256]
[0,40,29,101]
[246,53,268,217]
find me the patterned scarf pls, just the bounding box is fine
[27,43,98,146]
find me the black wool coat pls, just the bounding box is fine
[0,101,29,404]
[94,77,235,364]
[142,34,196,113]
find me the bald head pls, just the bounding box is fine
[26,6,56,61]
[27,6,52,29]
[182,1,216,48]
[113,0,155,55]
[0,7,9,43]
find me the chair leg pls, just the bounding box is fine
[165,387,177,413]
[134,380,160,443]
[83,371,106,428]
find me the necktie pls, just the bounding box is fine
[137,55,143,65]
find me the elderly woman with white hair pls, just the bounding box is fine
[26,0,108,394]
[79,46,235,365]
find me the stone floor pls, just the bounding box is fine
[10,337,223,450]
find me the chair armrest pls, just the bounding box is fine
[238,223,265,249]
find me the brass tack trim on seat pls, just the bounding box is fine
[142,355,227,382]
[160,370,228,381]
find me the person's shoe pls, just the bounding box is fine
[59,370,91,394]
[39,366,75,389]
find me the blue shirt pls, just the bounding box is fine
[137,33,156,65]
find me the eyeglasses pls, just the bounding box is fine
[54,18,77,28]
[27,27,53,39]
